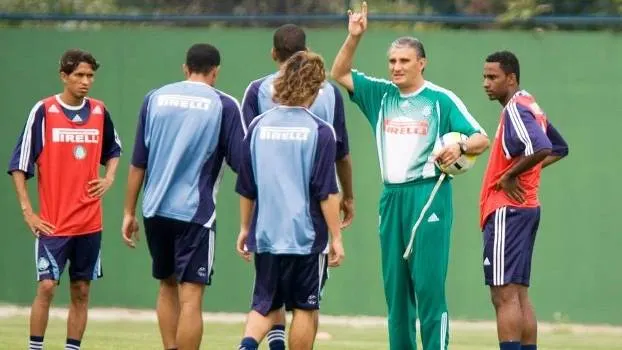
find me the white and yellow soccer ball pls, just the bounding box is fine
[435,132,477,175]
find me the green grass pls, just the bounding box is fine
[1,315,622,349]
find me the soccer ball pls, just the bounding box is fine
[435,132,477,175]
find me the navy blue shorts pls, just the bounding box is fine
[35,232,102,282]
[483,206,541,287]
[144,216,215,285]
[251,253,328,316]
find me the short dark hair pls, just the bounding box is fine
[59,49,99,75]
[486,51,520,84]
[185,44,221,75]
[273,24,307,62]
[390,37,426,58]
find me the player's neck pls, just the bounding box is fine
[399,77,425,95]
[501,87,520,106]
[187,74,214,87]
[59,91,84,107]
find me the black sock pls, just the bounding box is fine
[65,338,81,350]
[239,336,259,350]
[29,335,44,350]
[267,324,286,350]
[500,341,521,350]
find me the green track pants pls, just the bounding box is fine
[378,177,453,350]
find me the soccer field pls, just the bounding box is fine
[1,307,622,349]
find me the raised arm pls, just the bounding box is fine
[330,1,368,92]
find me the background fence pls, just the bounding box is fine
[1,0,622,27]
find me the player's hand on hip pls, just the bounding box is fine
[347,1,368,37]
[340,197,355,229]
[495,174,525,203]
[24,211,55,237]
[434,144,461,168]
[236,230,251,262]
[121,214,140,248]
[88,177,114,198]
[328,238,345,267]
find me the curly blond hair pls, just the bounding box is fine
[273,51,326,107]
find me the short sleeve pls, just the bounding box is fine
[100,107,122,165]
[439,90,486,137]
[7,101,46,179]
[241,80,261,133]
[219,93,245,174]
[235,124,258,200]
[502,102,552,158]
[131,92,153,168]
[349,69,393,127]
[546,121,569,157]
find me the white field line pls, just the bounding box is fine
[1,305,622,335]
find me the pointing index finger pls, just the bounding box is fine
[362,1,368,17]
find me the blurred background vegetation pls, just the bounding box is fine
[1,0,621,29]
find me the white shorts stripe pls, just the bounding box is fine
[440,311,447,349]
[207,230,215,281]
[501,208,506,284]
[493,207,507,286]
[492,209,499,286]
[34,238,39,279]
[318,254,326,298]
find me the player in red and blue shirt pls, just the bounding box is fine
[7,49,122,350]
[480,51,568,350]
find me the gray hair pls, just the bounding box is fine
[389,36,426,58]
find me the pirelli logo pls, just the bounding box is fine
[157,94,212,110]
[259,126,310,141]
[52,128,100,143]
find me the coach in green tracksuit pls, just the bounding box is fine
[331,3,490,349]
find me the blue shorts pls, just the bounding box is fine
[483,206,541,287]
[144,216,215,285]
[35,232,102,282]
[251,253,328,316]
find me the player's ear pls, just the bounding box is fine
[60,72,68,84]
[509,72,518,86]
[182,64,190,78]
[271,48,278,62]
[211,66,220,83]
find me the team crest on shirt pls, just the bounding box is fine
[421,105,432,118]
[73,145,87,160]
[37,257,50,271]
